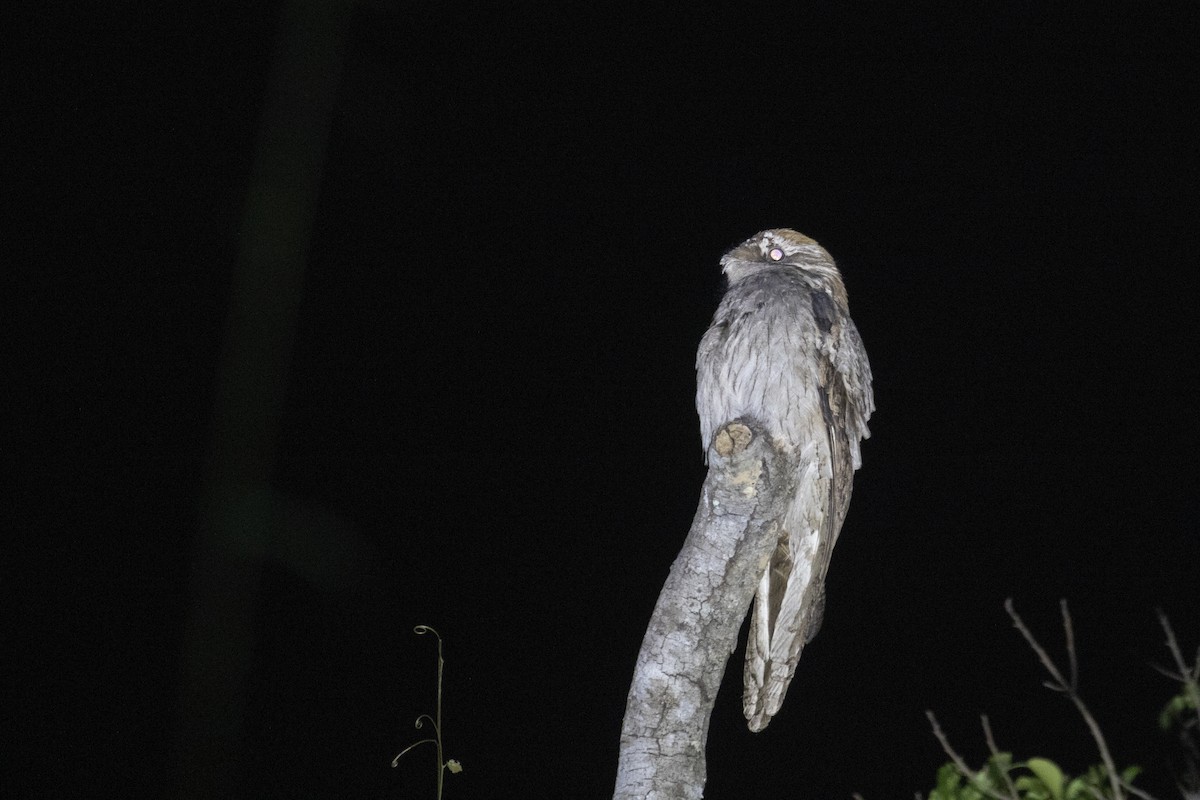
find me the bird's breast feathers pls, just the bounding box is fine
[697,270,843,460]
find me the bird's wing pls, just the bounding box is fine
[743,432,836,731]
[743,290,868,731]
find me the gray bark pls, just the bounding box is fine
[614,420,794,800]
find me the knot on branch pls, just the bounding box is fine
[708,419,790,502]
[713,422,754,458]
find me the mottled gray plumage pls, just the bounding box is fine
[696,229,873,731]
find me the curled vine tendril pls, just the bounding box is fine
[392,626,460,797]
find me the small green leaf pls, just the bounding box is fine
[981,752,1012,791]
[931,762,962,799]
[1159,690,1198,730]
[1026,758,1065,800]
[1014,775,1049,800]
[1160,694,1188,729]
[970,769,994,793]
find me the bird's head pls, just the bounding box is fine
[720,228,848,306]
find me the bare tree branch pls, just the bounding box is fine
[1004,599,1122,800]
[1119,778,1162,800]
[1158,610,1200,726]
[1061,599,1079,691]
[926,711,1015,800]
[613,419,794,800]
[981,715,1020,799]
[1156,610,1200,800]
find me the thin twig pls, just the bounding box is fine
[1150,662,1187,682]
[1004,599,1122,800]
[1158,610,1200,733]
[980,715,1020,799]
[1061,599,1079,691]
[926,711,1014,800]
[1004,598,1071,692]
[1156,610,1200,800]
[926,711,975,781]
[1158,610,1199,680]
[1118,776,1162,800]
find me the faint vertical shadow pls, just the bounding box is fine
[174,1,347,796]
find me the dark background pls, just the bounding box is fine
[8,3,1198,798]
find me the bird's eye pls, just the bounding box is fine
[768,247,785,261]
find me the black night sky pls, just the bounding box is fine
[10,4,1199,799]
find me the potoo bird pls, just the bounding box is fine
[696,229,874,732]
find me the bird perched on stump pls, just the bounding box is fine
[696,229,874,732]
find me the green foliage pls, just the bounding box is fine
[928,754,1142,800]
[913,601,1200,800]
[1013,761,1141,800]
[1018,756,1064,800]
[928,753,1011,800]
[1159,684,1199,731]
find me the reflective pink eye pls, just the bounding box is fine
[768,247,784,261]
